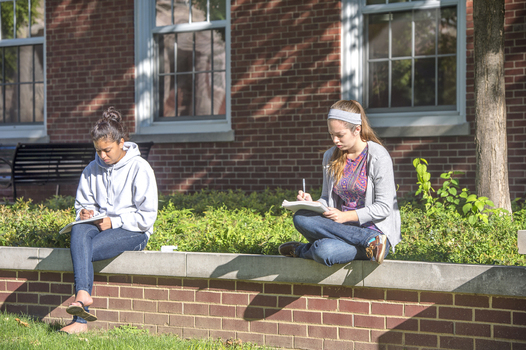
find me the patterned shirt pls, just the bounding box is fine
[332,146,381,232]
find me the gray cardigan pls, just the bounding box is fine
[317,141,402,251]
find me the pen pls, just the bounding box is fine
[303,178,306,199]
[75,199,88,211]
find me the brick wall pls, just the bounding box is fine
[1,269,526,349]
[4,0,520,202]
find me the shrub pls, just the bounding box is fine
[1,185,525,266]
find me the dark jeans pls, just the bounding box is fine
[69,223,149,324]
[293,210,389,267]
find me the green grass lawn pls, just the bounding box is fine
[0,311,275,350]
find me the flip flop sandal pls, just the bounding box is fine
[66,301,97,322]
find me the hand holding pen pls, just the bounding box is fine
[297,178,313,201]
[76,200,94,220]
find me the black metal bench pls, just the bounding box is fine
[9,142,153,200]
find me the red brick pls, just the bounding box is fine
[39,294,62,305]
[323,312,353,326]
[108,275,132,285]
[18,271,38,281]
[264,283,291,295]
[494,325,526,341]
[169,314,194,327]
[354,315,384,329]
[17,293,38,304]
[456,322,491,337]
[222,318,249,331]
[514,312,526,325]
[50,283,73,295]
[28,282,49,293]
[440,336,474,350]
[132,276,157,286]
[265,308,292,322]
[265,334,293,349]
[323,286,353,298]
[439,306,472,321]
[195,291,220,303]
[0,292,17,303]
[293,284,322,296]
[195,316,221,329]
[308,325,337,339]
[293,310,322,324]
[420,292,453,305]
[251,320,278,334]
[405,304,436,318]
[97,309,119,322]
[208,279,235,291]
[339,299,369,314]
[371,329,403,344]
[386,317,418,331]
[40,272,61,282]
[249,294,277,307]
[210,304,235,318]
[354,288,384,301]
[371,302,403,316]
[475,339,512,350]
[157,277,183,288]
[133,300,156,312]
[278,323,307,336]
[420,319,454,334]
[169,289,194,302]
[236,281,263,293]
[120,287,143,299]
[405,333,438,347]
[455,294,489,308]
[222,292,248,305]
[158,301,182,314]
[108,298,131,310]
[293,336,323,350]
[307,298,337,311]
[184,303,208,316]
[339,327,369,341]
[475,309,511,324]
[95,285,119,297]
[0,271,16,279]
[493,297,526,312]
[120,311,144,323]
[183,279,208,290]
[386,290,418,303]
[278,296,306,309]
[237,306,264,319]
[323,339,355,350]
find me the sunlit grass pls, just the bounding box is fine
[0,311,275,350]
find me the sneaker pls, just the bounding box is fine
[366,235,387,264]
[278,241,301,257]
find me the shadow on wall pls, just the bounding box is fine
[209,255,377,321]
[377,265,526,348]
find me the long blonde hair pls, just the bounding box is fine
[328,100,382,183]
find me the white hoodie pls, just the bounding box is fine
[75,142,158,237]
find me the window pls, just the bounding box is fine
[134,0,232,142]
[342,0,467,137]
[0,0,46,141]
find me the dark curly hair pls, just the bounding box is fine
[90,106,129,142]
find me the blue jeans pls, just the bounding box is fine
[69,223,149,324]
[293,210,389,267]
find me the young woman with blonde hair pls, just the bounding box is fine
[279,100,401,266]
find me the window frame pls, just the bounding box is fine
[0,0,47,142]
[342,0,468,138]
[133,0,233,143]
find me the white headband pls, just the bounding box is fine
[327,109,362,125]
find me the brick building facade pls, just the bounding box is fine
[1,0,524,202]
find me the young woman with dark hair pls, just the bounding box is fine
[278,100,401,267]
[60,107,158,334]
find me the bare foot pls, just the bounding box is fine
[59,321,88,334]
[70,290,93,308]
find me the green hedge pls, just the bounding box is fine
[1,188,525,266]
